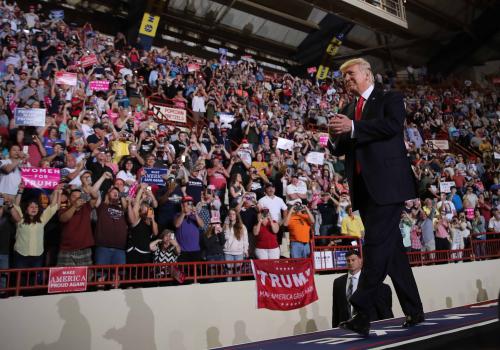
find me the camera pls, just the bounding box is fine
[81,192,91,202]
[260,208,269,218]
[293,203,304,212]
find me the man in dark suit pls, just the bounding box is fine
[332,251,393,328]
[328,58,424,336]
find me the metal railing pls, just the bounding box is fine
[0,234,497,297]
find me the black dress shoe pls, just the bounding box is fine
[402,312,425,328]
[339,312,370,337]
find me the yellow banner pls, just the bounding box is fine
[316,65,330,80]
[139,13,160,37]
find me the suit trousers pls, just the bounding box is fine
[350,174,423,317]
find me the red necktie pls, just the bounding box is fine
[355,96,365,174]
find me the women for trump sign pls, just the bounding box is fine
[21,167,61,189]
[252,259,318,311]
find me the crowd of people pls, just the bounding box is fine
[0,3,498,281]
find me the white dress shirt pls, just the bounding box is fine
[351,84,375,138]
[346,270,361,315]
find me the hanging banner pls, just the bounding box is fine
[55,71,77,86]
[139,12,160,37]
[252,259,318,311]
[14,108,46,127]
[21,167,61,189]
[48,267,88,294]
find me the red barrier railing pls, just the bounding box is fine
[0,234,498,297]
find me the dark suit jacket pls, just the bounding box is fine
[332,273,394,327]
[329,88,416,209]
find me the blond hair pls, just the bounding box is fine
[339,58,374,83]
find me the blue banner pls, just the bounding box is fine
[141,168,168,186]
[334,251,347,268]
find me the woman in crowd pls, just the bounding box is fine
[253,207,280,260]
[10,184,62,268]
[222,209,248,282]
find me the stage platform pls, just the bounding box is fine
[219,300,499,350]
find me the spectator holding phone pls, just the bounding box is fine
[150,229,181,264]
[10,184,62,268]
[284,203,314,258]
[57,188,97,266]
[174,195,204,262]
[253,207,280,259]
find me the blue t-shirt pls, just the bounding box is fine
[175,214,200,252]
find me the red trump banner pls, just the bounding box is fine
[55,71,77,86]
[252,259,318,311]
[21,167,61,189]
[80,54,98,68]
[48,267,88,294]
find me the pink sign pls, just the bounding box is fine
[81,54,98,68]
[187,63,200,72]
[48,267,88,294]
[89,80,110,91]
[307,67,317,74]
[55,72,77,86]
[21,167,61,189]
[319,133,329,146]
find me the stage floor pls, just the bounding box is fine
[218,300,499,350]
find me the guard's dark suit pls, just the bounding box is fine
[329,87,423,318]
[332,274,394,328]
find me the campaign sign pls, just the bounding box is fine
[218,48,228,55]
[187,63,200,72]
[252,259,318,311]
[48,267,87,294]
[89,80,110,91]
[156,57,167,65]
[15,108,46,127]
[22,167,61,189]
[307,67,317,74]
[318,133,329,147]
[55,71,77,86]
[334,251,348,268]
[142,168,167,186]
[439,181,456,193]
[49,9,64,20]
[80,54,98,68]
[155,105,187,124]
[306,152,325,165]
[219,112,234,125]
[277,138,294,151]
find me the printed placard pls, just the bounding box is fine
[277,138,294,151]
[139,12,160,37]
[89,80,110,91]
[21,167,61,189]
[429,139,449,150]
[154,105,187,124]
[80,54,97,68]
[15,108,46,127]
[55,71,77,86]
[187,63,200,72]
[318,133,329,146]
[48,267,87,294]
[307,67,317,74]
[439,181,456,193]
[306,152,325,165]
[219,112,234,125]
[141,168,167,186]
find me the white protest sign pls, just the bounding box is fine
[15,108,46,127]
[306,152,325,165]
[155,105,187,124]
[277,138,294,151]
[429,140,449,150]
[219,112,234,125]
[494,152,500,160]
[439,181,456,193]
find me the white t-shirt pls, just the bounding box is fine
[488,217,500,233]
[258,195,287,223]
[286,181,307,205]
[191,95,206,112]
[0,159,22,196]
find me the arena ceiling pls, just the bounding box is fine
[29,0,500,74]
